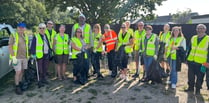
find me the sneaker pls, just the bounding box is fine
[166,81,171,84]
[15,85,23,95]
[108,71,112,76]
[171,84,176,89]
[132,73,139,78]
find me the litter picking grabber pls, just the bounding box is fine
[32,58,42,88]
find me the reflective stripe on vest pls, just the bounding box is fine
[117,32,133,53]
[142,34,157,56]
[134,29,146,51]
[71,37,87,59]
[73,23,91,44]
[93,33,103,52]
[159,31,171,43]
[35,34,44,59]
[10,33,29,59]
[55,33,69,55]
[187,35,209,64]
[166,37,184,60]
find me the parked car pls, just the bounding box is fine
[0,24,15,78]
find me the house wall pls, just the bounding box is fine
[192,18,209,23]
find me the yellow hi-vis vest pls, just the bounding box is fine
[159,31,171,43]
[93,33,103,52]
[134,29,146,51]
[73,23,91,44]
[35,34,44,59]
[166,37,184,60]
[187,35,209,64]
[55,33,69,55]
[10,33,29,59]
[45,29,56,46]
[142,34,157,56]
[117,32,133,53]
[71,37,87,59]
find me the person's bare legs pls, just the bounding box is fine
[15,70,21,85]
[62,63,66,79]
[57,64,62,80]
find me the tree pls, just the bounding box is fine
[42,0,166,25]
[49,7,75,24]
[0,1,26,26]
[0,0,47,27]
[172,9,193,24]
[22,0,47,26]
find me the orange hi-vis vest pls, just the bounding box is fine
[103,30,117,53]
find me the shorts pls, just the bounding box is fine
[13,59,28,71]
[56,54,69,64]
[120,54,129,69]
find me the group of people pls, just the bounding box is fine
[8,13,209,95]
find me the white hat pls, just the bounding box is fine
[38,23,46,28]
[79,13,86,19]
[47,20,53,24]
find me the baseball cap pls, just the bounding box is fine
[17,23,26,28]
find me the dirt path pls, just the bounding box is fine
[0,62,208,103]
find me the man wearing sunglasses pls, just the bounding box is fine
[45,20,57,45]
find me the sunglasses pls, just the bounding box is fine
[39,28,45,30]
[76,31,82,33]
[47,23,53,25]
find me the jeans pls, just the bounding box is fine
[168,58,177,84]
[91,52,102,75]
[143,55,154,77]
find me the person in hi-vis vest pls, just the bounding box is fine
[116,23,134,81]
[91,24,104,79]
[185,24,209,95]
[30,23,52,88]
[159,24,171,76]
[140,25,159,82]
[53,25,69,80]
[71,28,88,85]
[9,23,29,95]
[71,13,92,78]
[166,26,186,89]
[132,21,146,78]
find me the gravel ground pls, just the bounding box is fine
[0,62,208,103]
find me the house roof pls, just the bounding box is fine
[191,14,209,19]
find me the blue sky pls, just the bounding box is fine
[154,0,209,16]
